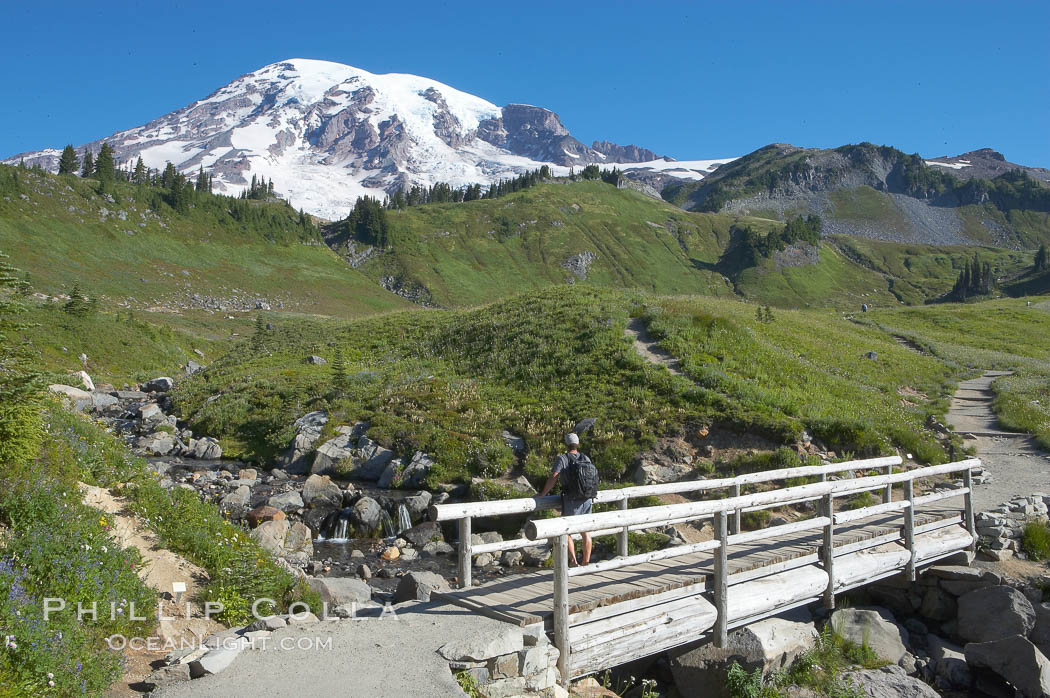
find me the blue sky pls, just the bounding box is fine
[2,1,1047,165]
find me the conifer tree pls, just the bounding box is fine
[133,157,147,184]
[332,345,348,395]
[80,150,94,177]
[63,282,92,316]
[1036,244,1048,273]
[58,145,79,175]
[94,143,116,184]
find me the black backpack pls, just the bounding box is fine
[562,452,600,500]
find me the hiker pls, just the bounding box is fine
[538,432,600,566]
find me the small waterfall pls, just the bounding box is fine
[396,504,412,535]
[380,510,396,538]
[319,508,353,542]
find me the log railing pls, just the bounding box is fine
[430,456,904,588]
[522,459,979,683]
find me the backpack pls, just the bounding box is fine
[562,452,600,500]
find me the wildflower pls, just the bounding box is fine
[101,546,108,553]
[48,673,54,679]
[48,681,55,687]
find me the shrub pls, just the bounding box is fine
[1022,520,1050,561]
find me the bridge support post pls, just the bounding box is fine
[730,484,741,534]
[821,493,835,610]
[963,467,976,551]
[713,510,728,647]
[904,480,916,581]
[458,517,472,589]
[617,498,629,558]
[553,534,570,685]
[882,464,893,504]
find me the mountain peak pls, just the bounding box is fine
[4,60,671,219]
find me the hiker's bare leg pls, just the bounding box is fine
[568,537,579,566]
[581,532,592,566]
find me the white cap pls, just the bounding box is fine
[565,433,580,446]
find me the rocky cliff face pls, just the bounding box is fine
[4,59,665,219]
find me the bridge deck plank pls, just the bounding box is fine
[432,504,960,627]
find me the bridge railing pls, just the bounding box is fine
[430,455,904,588]
[524,458,979,683]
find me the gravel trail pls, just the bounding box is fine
[947,371,1050,511]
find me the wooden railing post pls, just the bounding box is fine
[963,467,976,552]
[904,479,916,581]
[730,483,742,534]
[822,493,835,609]
[882,464,893,504]
[458,517,472,589]
[713,510,728,647]
[616,498,629,558]
[553,533,570,684]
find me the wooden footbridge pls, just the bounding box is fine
[430,457,980,682]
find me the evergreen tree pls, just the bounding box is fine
[0,252,43,465]
[1036,244,1048,272]
[133,157,147,184]
[94,143,116,184]
[252,315,267,351]
[57,145,79,175]
[63,282,92,316]
[763,306,775,323]
[344,196,389,247]
[81,150,94,178]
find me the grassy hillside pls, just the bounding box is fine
[337,179,1036,311]
[174,286,982,486]
[339,180,771,306]
[0,165,407,319]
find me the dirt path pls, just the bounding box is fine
[80,484,222,696]
[946,372,1050,511]
[625,317,683,376]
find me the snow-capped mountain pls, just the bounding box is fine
[5,59,732,219]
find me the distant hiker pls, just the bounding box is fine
[539,432,600,566]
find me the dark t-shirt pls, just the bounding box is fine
[553,452,593,515]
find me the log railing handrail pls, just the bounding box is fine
[541,458,979,686]
[431,455,903,588]
[525,460,978,540]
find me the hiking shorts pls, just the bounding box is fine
[562,497,593,517]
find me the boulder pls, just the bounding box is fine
[189,637,248,677]
[393,571,451,603]
[311,434,354,476]
[268,491,304,512]
[350,497,383,534]
[90,391,119,412]
[439,626,524,662]
[502,430,526,453]
[927,635,971,689]
[378,452,434,489]
[280,411,328,473]
[1031,602,1050,657]
[843,664,939,697]
[143,377,174,393]
[146,663,191,687]
[188,437,222,460]
[829,608,908,663]
[138,432,176,456]
[670,617,818,698]
[965,635,1050,698]
[185,360,204,375]
[632,458,693,485]
[957,586,1036,643]
[349,438,395,481]
[301,474,342,509]
[219,486,251,515]
[74,370,95,391]
[402,491,432,519]
[250,520,312,561]
[48,384,93,410]
[136,402,163,420]
[422,541,454,557]
[401,521,443,548]
[306,355,327,365]
[246,505,285,528]
[307,577,372,606]
[919,586,957,621]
